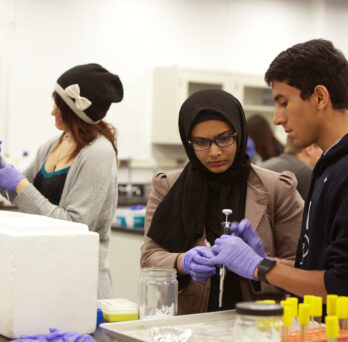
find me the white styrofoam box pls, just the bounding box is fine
[0,210,99,339]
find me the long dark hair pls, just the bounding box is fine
[52,91,118,161]
[246,114,283,161]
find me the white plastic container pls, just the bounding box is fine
[99,298,138,322]
[0,210,99,339]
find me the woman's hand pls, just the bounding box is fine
[0,164,26,194]
[180,246,217,282]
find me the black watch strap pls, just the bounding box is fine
[257,258,276,284]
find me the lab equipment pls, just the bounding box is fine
[99,298,138,322]
[337,296,348,331]
[138,267,178,320]
[282,304,292,341]
[298,303,310,342]
[286,297,299,330]
[311,296,323,327]
[219,209,233,308]
[327,294,338,315]
[233,302,283,342]
[326,315,339,342]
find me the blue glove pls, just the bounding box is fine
[211,235,263,280]
[0,164,25,193]
[180,246,217,282]
[230,219,266,258]
[14,328,95,342]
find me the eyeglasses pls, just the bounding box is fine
[189,133,238,151]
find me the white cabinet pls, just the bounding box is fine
[151,67,285,145]
[151,67,233,144]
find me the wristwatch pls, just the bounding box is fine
[257,258,276,284]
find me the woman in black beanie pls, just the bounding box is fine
[0,63,123,299]
[141,89,303,314]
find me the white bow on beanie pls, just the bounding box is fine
[65,84,92,111]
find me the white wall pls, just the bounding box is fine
[0,0,348,162]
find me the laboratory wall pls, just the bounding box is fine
[1,0,348,162]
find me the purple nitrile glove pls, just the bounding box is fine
[0,164,25,193]
[180,246,217,282]
[14,328,96,342]
[229,219,267,258]
[210,235,263,280]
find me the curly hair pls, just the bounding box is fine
[52,91,118,161]
[265,39,348,110]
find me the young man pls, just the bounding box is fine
[210,39,348,299]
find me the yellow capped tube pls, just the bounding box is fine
[326,315,339,342]
[311,296,323,326]
[283,305,292,341]
[327,294,338,316]
[286,297,299,330]
[298,303,310,342]
[336,296,348,331]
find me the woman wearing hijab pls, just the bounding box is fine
[141,89,303,314]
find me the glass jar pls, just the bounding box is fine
[233,302,284,342]
[138,267,178,320]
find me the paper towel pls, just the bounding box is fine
[0,210,99,339]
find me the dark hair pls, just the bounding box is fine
[265,39,348,110]
[246,114,283,161]
[52,92,118,161]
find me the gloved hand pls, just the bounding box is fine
[0,140,4,168]
[180,246,217,282]
[211,235,263,280]
[230,219,266,258]
[14,328,95,342]
[0,164,25,193]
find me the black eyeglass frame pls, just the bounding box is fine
[188,133,238,151]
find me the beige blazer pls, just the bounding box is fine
[140,164,303,314]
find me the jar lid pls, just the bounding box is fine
[140,267,177,279]
[236,302,283,316]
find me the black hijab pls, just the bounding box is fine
[147,89,251,252]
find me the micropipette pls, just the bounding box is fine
[218,208,233,308]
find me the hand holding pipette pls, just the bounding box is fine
[229,219,267,257]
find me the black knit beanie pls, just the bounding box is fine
[54,63,123,124]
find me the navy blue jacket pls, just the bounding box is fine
[295,134,348,295]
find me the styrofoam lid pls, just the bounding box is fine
[99,298,138,314]
[0,210,88,235]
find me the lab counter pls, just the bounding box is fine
[111,224,144,235]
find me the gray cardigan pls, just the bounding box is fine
[8,135,118,299]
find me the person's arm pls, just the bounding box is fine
[253,263,327,299]
[13,138,117,231]
[140,171,182,269]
